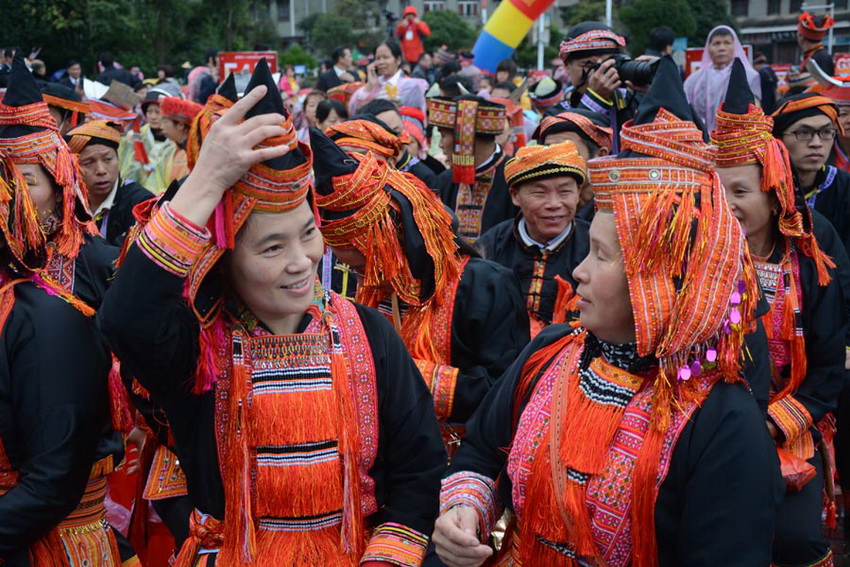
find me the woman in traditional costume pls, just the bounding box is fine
[309,125,529,454]
[713,58,847,567]
[98,58,445,567]
[431,56,781,567]
[0,54,138,567]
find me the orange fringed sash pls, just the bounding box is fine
[202,290,378,567]
[509,330,714,567]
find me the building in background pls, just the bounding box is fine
[733,0,849,64]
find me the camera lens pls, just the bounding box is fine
[616,58,659,87]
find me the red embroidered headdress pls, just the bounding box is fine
[161,96,204,125]
[517,56,759,567]
[427,95,505,184]
[589,58,757,380]
[798,11,834,41]
[310,127,461,361]
[326,115,411,160]
[714,58,835,404]
[714,59,833,280]
[184,58,314,328]
[66,119,123,153]
[0,55,97,260]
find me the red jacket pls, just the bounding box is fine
[396,19,431,64]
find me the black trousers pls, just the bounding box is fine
[772,449,830,566]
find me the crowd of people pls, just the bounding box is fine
[1,7,850,567]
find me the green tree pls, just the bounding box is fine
[280,44,317,69]
[309,13,356,59]
[619,0,696,55]
[422,10,476,52]
[515,22,563,69]
[687,0,738,47]
[559,0,605,28]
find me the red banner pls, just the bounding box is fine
[218,51,278,80]
[835,53,850,77]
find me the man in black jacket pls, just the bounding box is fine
[66,120,153,246]
[95,51,140,88]
[316,45,355,92]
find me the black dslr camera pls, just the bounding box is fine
[593,54,659,87]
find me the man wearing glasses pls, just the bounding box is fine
[772,93,850,254]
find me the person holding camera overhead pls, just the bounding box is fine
[554,22,647,153]
[684,25,761,133]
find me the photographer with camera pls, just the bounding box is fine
[553,22,657,153]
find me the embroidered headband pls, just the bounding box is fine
[66,119,123,153]
[504,140,587,188]
[559,29,626,61]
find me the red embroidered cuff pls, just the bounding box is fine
[414,360,459,420]
[440,472,500,540]
[137,202,210,277]
[361,523,429,567]
[769,395,813,445]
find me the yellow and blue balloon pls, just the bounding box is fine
[473,0,557,73]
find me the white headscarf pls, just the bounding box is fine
[684,25,762,132]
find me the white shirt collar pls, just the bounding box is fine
[476,144,502,173]
[333,65,347,77]
[92,179,119,218]
[518,217,573,252]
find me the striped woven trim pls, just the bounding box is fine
[768,394,813,445]
[137,201,210,277]
[430,363,458,421]
[362,522,429,567]
[711,106,773,167]
[440,472,500,538]
[257,510,343,532]
[577,357,643,409]
[427,98,506,135]
[559,29,625,60]
[0,101,57,129]
[0,128,65,164]
[255,441,340,467]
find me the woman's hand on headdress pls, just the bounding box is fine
[171,85,292,227]
[193,85,292,194]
